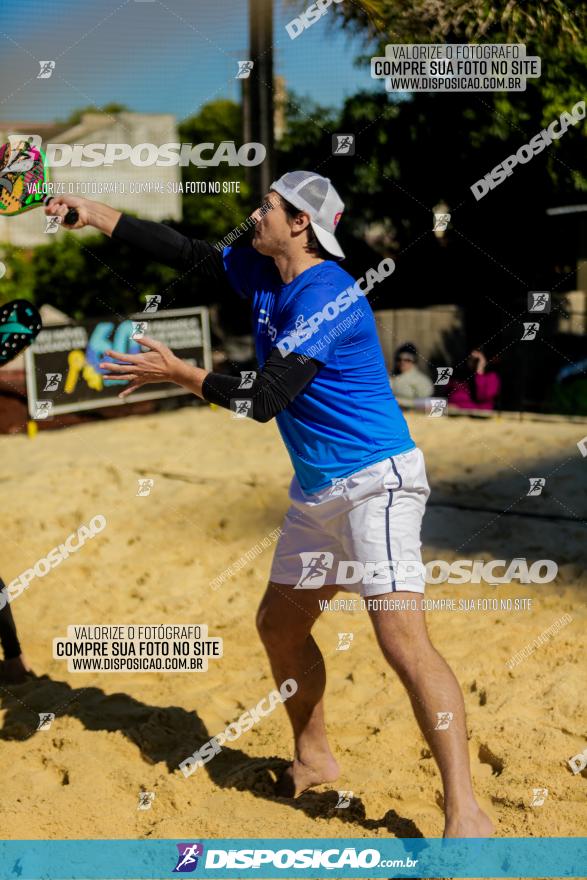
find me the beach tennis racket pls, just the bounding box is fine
[0,138,78,226]
[0,299,42,366]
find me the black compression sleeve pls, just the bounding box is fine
[0,579,22,660]
[112,214,225,281]
[201,349,322,423]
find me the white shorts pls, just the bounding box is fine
[270,448,430,596]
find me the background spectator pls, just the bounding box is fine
[447,348,501,411]
[390,343,434,402]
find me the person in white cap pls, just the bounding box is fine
[46,174,492,837]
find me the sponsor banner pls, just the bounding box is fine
[0,837,584,878]
[24,307,212,416]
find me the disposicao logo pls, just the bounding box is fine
[173,843,204,872]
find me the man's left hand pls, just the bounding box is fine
[100,335,186,398]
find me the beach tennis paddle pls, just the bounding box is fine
[0,299,42,366]
[0,137,78,226]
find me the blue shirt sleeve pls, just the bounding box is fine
[222,245,278,300]
[222,245,254,299]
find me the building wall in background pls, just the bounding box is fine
[376,305,465,377]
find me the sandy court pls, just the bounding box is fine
[0,406,585,841]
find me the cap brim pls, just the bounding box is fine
[311,220,345,259]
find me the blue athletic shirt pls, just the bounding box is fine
[222,246,415,494]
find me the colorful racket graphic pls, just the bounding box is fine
[0,299,42,366]
[0,138,78,225]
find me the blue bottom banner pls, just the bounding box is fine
[0,837,585,878]
[0,837,587,880]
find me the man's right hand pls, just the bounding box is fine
[44,196,121,236]
[44,195,89,229]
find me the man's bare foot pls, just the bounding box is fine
[0,654,32,684]
[444,806,494,838]
[275,753,340,798]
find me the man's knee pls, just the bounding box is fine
[256,589,311,649]
[380,640,415,679]
[256,601,278,644]
[371,610,432,677]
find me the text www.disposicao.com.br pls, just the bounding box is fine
[70,657,201,671]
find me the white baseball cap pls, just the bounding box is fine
[270,170,345,259]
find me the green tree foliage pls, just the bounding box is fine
[178,99,252,237]
[0,246,35,305]
[277,0,586,410]
[330,0,587,180]
[276,94,338,161]
[1,231,199,319]
[332,0,583,48]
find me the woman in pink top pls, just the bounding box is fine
[447,349,501,410]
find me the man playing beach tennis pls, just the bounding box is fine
[46,172,492,837]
